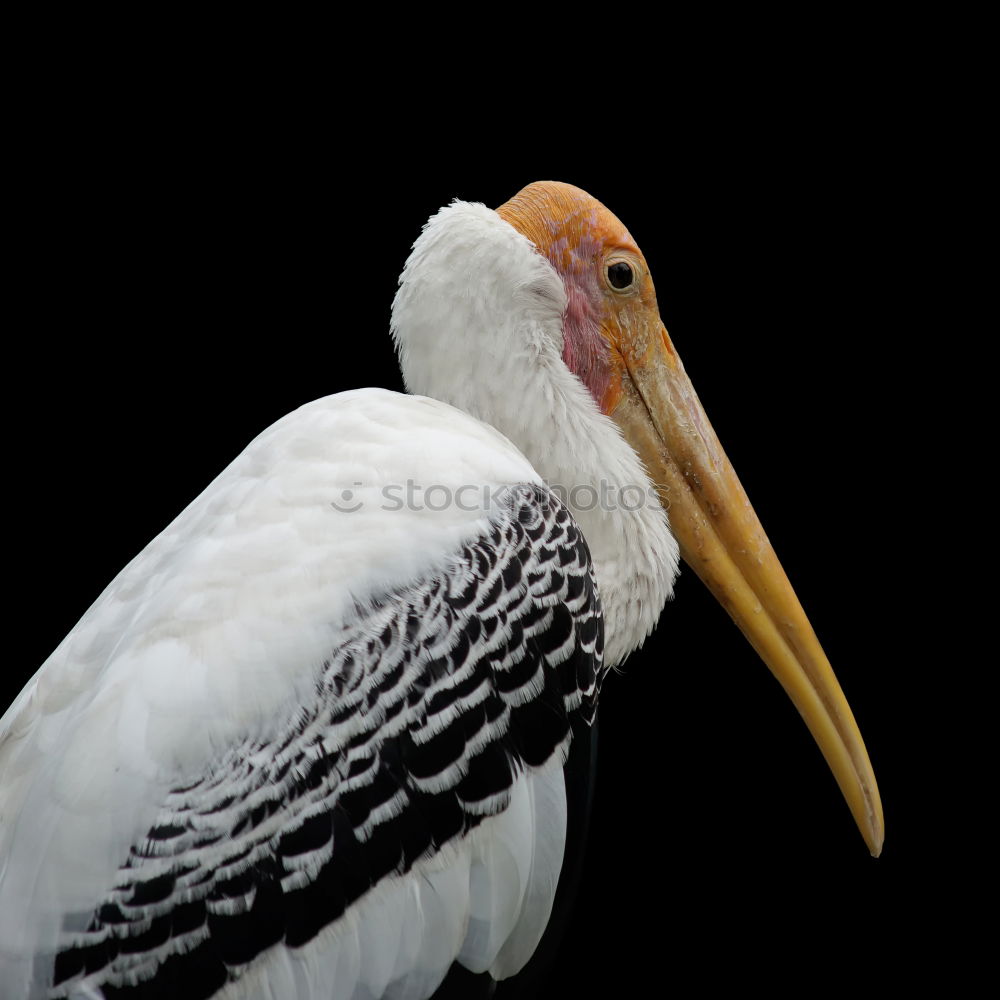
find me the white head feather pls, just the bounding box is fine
[392,199,679,666]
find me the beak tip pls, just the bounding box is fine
[870,830,884,859]
[865,814,885,858]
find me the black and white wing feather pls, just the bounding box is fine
[0,391,604,1000]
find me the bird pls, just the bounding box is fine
[0,181,883,999]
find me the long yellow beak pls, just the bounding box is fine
[493,177,882,855]
[612,322,884,857]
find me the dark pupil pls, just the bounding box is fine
[608,262,633,289]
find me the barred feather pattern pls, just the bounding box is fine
[47,484,604,999]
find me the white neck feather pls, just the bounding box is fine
[392,201,679,666]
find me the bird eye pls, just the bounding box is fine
[607,261,634,290]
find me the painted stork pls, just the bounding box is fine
[0,181,882,999]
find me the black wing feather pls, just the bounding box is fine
[51,485,604,999]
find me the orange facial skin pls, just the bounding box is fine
[497,181,668,417]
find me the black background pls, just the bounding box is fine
[7,56,952,995]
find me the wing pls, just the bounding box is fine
[0,389,604,1000]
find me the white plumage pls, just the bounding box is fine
[393,200,678,664]
[1,198,679,998]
